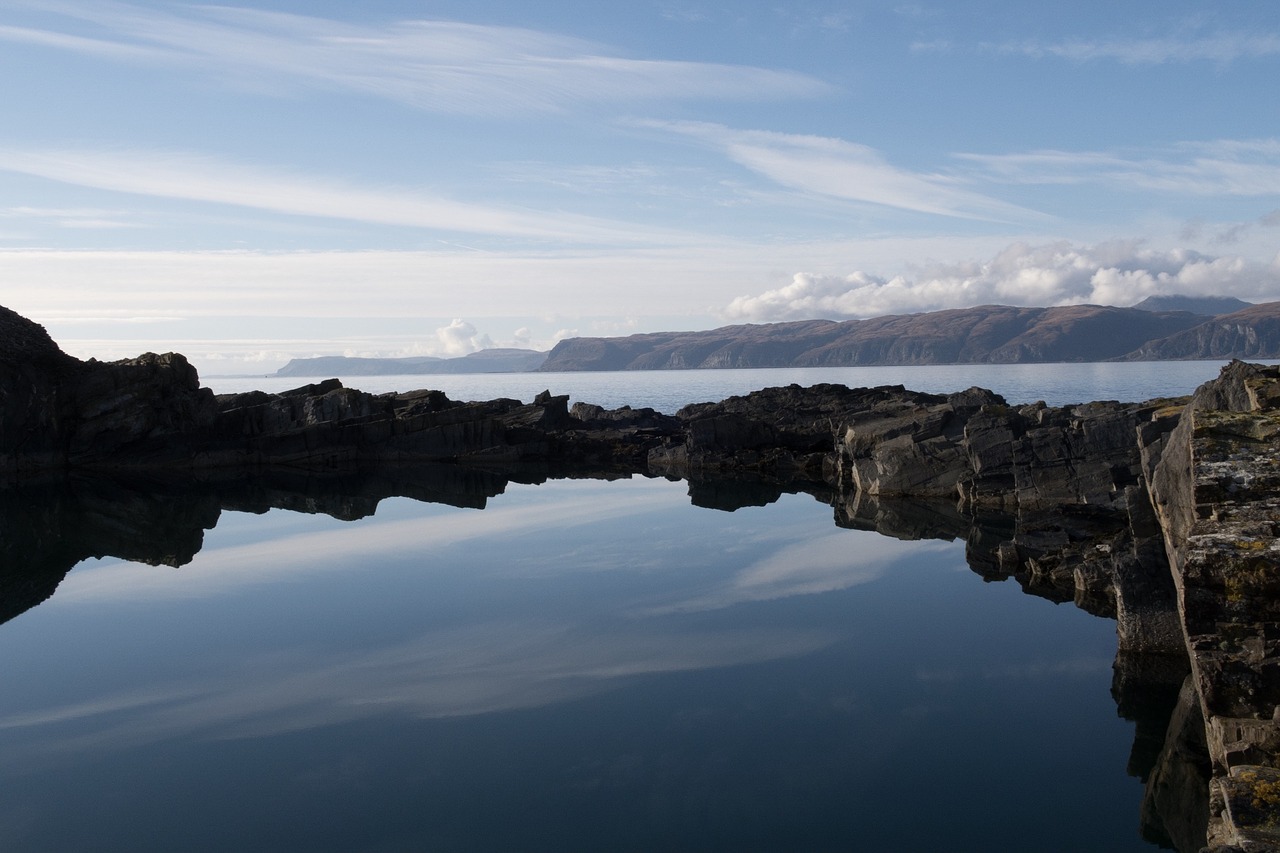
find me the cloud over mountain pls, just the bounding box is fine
[723,241,1280,323]
[433,319,491,357]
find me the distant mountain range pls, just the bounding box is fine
[539,297,1274,371]
[273,348,548,377]
[1122,301,1280,361]
[1129,295,1252,315]
[271,295,1278,377]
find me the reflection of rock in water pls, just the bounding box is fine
[0,463,513,627]
[1138,676,1212,851]
[0,477,219,626]
[683,475,834,512]
[835,488,975,543]
[684,476,789,512]
[841,488,1208,850]
[1114,652,1192,783]
[210,462,512,519]
[0,464,1211,853]
[835,489,1184,649]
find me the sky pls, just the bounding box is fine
[0,0,1278,374]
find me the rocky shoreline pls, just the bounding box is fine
[4,303,1280,850]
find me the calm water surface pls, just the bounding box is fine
[0,363,1216,851]
[208,359,1260,409]
[1,479,1154,851]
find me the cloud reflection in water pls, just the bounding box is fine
[2,480,900,768]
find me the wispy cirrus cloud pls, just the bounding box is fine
[958,139,1280,196]
[998,31,1280,64]
[0,0,832,114]
[0,146,683,243]
[0,21,164,59]
[0,205,137,229]
[641,120,1039,222]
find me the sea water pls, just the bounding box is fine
[207,358,1254,410]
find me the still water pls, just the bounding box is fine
[208,358,1254,409]
[0,362,1219,851]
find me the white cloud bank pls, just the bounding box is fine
[724,241,1280,322]
[0,1,830,115]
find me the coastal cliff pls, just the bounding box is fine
[536,301,1280,372]
[538,304,1212,370]
[263,298,1276,379]
[5,303,1280,849]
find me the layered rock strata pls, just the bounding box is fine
[1143,361,1280,851]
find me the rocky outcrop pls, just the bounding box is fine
[0,308,218,473]
[0,326,678,475]
[647,383,910,481]
[1142,361,1280,850]
[821,362,1280,849]
[760,381,1185,657]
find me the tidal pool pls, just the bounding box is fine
[0,474,1172,851]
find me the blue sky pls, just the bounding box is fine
[1,0,1278,373]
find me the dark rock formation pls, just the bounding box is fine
[0,305,74,367]
[1137,360,1280,849]
[0,307,217,474]
[647,383,900,481]
[645,378,1182,647]
[0,325,678,475]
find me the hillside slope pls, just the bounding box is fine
[1123,302,1280,360]
[274,348,548,377]
[539,304,1211,371]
